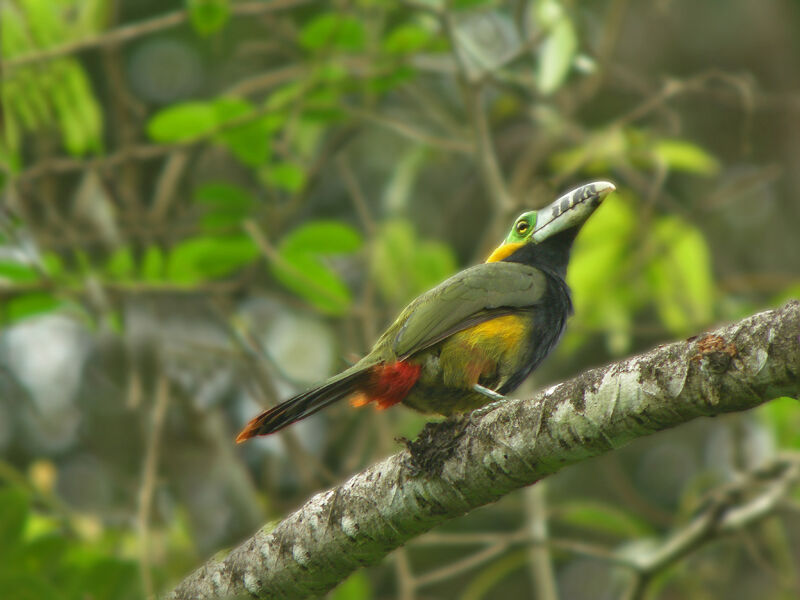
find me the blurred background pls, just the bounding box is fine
[1,0,800,599]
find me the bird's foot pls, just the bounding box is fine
[471,384,509,418]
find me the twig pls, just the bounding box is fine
[137,373,171,600]
[394,548,416,600]
[2,0,315,71]
[150,151,191,221]
[414,541,512,588]
[13,99,285,185]
[346,107,474,154]
[620,455,800,599]
[336,155,376,236]
[524,484,559,600]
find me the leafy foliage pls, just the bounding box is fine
[0,0,798,598]
[0,485,140,600]
[270,221,362,315]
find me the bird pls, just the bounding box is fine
[236,181,615,442]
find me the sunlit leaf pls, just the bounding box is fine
[5,292,62,322]
[646,216,715,334]
[0,261,40,283]
[105,246,135,279]
[654,139,720,175]
[299,13,365,52]
[217,119,271,166]
[567,192,640,353]
[329,570,372,600]
[371,219,457,305]
[261,162,306,193]
[760,397,800,450]
[270,221,362,315]
[279,221,362,255]
[188,0,230,36]
[167,235,259,284]
[141,246,165,282]
[147,102,217,142]
[549,128,627,176]
[271,253,353,315]
[41,253,63,277]
[535,0,577,95]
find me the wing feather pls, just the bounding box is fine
[385,261,547,359]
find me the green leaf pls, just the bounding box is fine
[217,119,271,166]
[69,557,141,600]
[64,60,103,154]
[194,182,255,211]
[536,14,577,95]
[141,246,165,282]
[41,253,63,277]
[653,139,720,175]
[329,570,372,600]
[0,487,28,549]
[270,221,362,315]
[383,24,432,54]
[195,182,255,228]
[271,252,353,315]
[567,192,640,354]
[548,128,627,176]
[371,220,457,305]
[299,13,365,52]
[105,247,135,279]
[147,102,217,142]
[167,235,258,284]
[211,98,272,166]
[261,162,306,193]
[5,293,62,322]
[280,221,362,255]
[646,216,715,334]
[0,261,40,283]
[265,82,305,110]
[760,397,800,449]
[556,500,655,538]
[188,0,230,36]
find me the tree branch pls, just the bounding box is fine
[166,301,800,599]
[620,453,800,600]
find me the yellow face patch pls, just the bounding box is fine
[485,242,524,263]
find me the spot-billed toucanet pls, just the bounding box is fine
[237,181,615,441]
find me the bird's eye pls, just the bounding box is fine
[515,220,529,235]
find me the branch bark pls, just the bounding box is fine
[167,301,800,599]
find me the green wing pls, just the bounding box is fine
[378,261,548,360]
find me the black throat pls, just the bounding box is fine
[492,227,579,394]
[502,227,580,280]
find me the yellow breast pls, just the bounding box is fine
[460,314,529,355]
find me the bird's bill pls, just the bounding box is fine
[531,181,615,243]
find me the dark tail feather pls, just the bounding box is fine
[236,368,371,442]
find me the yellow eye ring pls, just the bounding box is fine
[515,221,529,234]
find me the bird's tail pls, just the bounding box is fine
[235,367,372,442]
